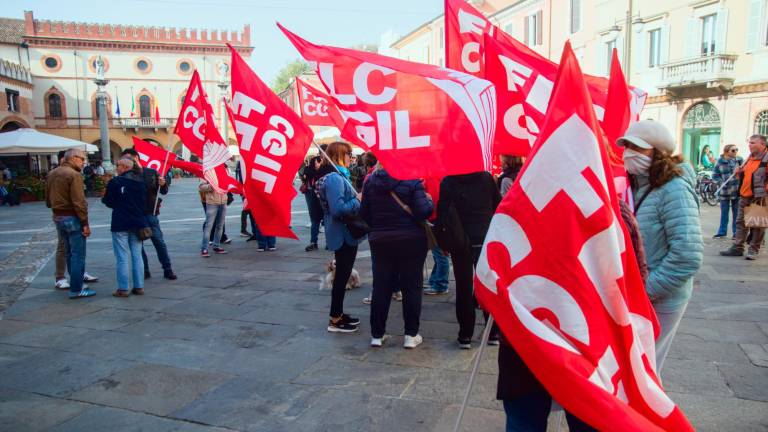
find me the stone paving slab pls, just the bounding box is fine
[0,179,765,431]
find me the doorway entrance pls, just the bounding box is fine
[682,102,721,171]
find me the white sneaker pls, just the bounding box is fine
[83,272,99,282]
[362,296,372,305]
[403,334,423,349]
[370,335,389,347]
[392,292,403,302]
[55,279,70,290]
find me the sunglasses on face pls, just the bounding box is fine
[729,149,738,153]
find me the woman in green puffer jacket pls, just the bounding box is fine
[618,120,703,374]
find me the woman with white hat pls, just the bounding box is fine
[617,120,703,373]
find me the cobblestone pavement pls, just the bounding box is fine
[0,179,766,431]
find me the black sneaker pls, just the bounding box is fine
[719,248,744,257]
[305,243,318,252]
[222,237,232,244]
[144,270,151,279]
[487,334,500,346]
[327,318,358,333]
[340,314,360,326]
[163,270,178,280]
[457,337,472,349]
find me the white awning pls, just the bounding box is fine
[0,128,99,155]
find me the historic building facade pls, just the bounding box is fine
[0,11,252,168]
[390,0,768,166]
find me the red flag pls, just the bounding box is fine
[228,44,312,240]
[175,70,235,193]
[278,23,496,181]
[169,159,203,178]
[155,105,160,123]
[131,137,176,177]
[446,0,646,156]
[474,43,693,432]
[168,159,241,195]
[603,49,635,204]
[295,77,342,127]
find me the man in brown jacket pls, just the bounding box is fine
[46,148,95,299]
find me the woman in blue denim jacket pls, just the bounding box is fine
[315,142,363,333]
[712,144,744,238]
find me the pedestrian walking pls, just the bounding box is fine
[437,171,501,349]
[102,158,148,297]
[720,134,768,260]
[199,179,228,257]
[45,148,95,299]
[121,148,178,280]
[619,120,703,372]
[712,144,743,238]
[360,166,433,348]
[315,141,362,333]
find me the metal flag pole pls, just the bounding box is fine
[713,159,746,196]
[153,134,173,215]
[453,316,495,432]
[312,142,359,199]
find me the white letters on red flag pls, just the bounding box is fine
[228,44,312,240]
[295,77,342,127]
[474,43,693,432]
[132,137,176,177]
[278,23,496,180]
[444,0,495,76]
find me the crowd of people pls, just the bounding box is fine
[41,127,767,430]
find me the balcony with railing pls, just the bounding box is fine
[114,117,175,130]
[658,54,738,95]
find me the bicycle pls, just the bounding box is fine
[695,171,719,206]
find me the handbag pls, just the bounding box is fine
[745,198,768,228]
[339,213,370,239]
[137,226,153,240]
[389,191,437,250]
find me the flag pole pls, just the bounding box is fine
[453,316,495,432]
[713,159,745,195]
[312,141,359,199]
[153,135,173,215]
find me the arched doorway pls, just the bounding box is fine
[89,140,123,164]
[0,121,24,132]
[682,102,721,170]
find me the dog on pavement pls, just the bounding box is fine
[319,259,361,291]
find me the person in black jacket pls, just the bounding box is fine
[301,145,328,251]
[102,158,148,297]
[360,166,433,348]
[437,171,501,348]
[121,148,177,280]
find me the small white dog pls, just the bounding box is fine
[320,259,361,290]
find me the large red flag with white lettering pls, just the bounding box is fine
[604,49,635,204]
[295,77,342,127]
[474,43,693,431]
[278,23,496,181]
[132,136,176,177]
[228,44,312,240]
[168,159,242,195]
[446,0,646,156]
[174,71,234,193]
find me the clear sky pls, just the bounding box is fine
[5,0,443,84]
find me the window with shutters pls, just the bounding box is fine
[649,29,661,68]
[139,95,151,119]
[701,14,716,56]
[48,93,62,118]
[756,110,768,135]
[524,12,543,46]
[570,0,581,34]
[6,89,19,113]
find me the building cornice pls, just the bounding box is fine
[24,37,252,56]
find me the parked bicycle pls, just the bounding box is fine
[695,170,719,206]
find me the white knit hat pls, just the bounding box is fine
[616,120,675,154]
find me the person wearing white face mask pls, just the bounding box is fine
[617,120,703,374]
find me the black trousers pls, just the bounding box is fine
[330,242,358,318]
[451,245,498,340]
[370,239,428,338]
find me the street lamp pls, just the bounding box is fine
[93,55,113,172]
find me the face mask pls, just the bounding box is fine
[623,148,652,175]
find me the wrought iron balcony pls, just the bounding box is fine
[658,54,737,94]
[115,117,175,129]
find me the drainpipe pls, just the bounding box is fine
[73,51,83,141]
[624,0,633,84]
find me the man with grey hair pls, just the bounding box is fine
[721,134,768,260]
[46,148,95,299]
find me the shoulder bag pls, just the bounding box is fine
[389,191,437,250]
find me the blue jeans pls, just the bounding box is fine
[250,216,276,249]
[305,190,323,244]
[201,203,226,249]
[54,216,86,294]
[112,231,144,291]
[428,247,449,291]
[503,392,595,432]
[716,198,739,237]
[141,215,172,272]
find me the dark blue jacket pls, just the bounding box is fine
[102,172,148,232]
[360,169,433,244]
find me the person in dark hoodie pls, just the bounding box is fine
[437,171,501,349]
[102,158,149,297]
[360,165,433,349]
